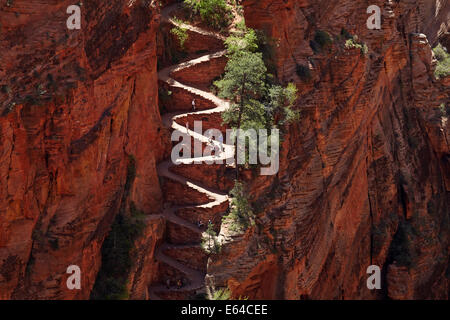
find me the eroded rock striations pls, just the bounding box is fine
[0,0,168,299]
[207,0,450,300]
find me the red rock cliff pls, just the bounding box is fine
[0,0,168,299]
[207,0,449,300]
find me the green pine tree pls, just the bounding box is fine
[216,25,300,231]
[215,29,268,179]
[211,288,232,300]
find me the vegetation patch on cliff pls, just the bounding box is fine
[433,44,450,79]
[214,22,299,231]
[211,288,232,300]
[223,180,255,232]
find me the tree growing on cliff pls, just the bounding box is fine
[91,156,145,300]
[217,50,268,130]
[224,25,259,55]
[216,47,268,179]
[268,83,300,126]
[215,27,299,178]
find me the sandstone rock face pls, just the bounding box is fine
[127,217,166,300]
[421,0,450,46]
[0,0,168,299]
[207,0,449,300]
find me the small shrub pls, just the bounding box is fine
[184,0,232,30]
[433,43,448,61]
[159,88,172,100]
[202,221,221,254]
[170,19,189,49]
[268,83,300,125]
[224,27,258,56]
[433,43,450,79]
[345,36,368,55]
[310,30,333,53]
[235,19,246,31]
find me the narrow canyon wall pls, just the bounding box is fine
[0,0,448,301]
[208,0,449,299]
[0,0,168,299]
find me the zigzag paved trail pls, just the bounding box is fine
[148,4,233,300]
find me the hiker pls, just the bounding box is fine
[166,279,171,289]
[177,279,183,289]
[198,220,204,228]
[192,99,196,111]
[185,122,189,132]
